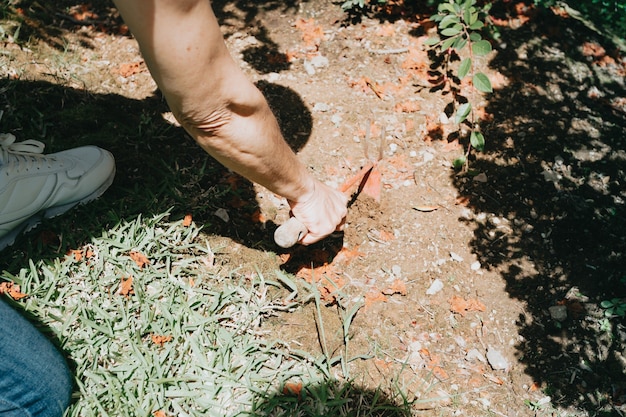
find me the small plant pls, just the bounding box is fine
[341,0,367,10]
[425,0,494,170]
[599,317,612,332]
[600,298,626,318]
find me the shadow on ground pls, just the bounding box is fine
[0,76,312,270]
[250,379,412,417]
[448,4,625,414]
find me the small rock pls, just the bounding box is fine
[450,252,464,262]
[303,60,316,75]
[454,335,466,348]
[309,54,329,68]
[549,305,568,322]
[486,346,509,370]
[466,348,486,363]
[473,173,488,183]
[214,208,230,223]
[392,265,402,277]
[470,261,481,271]
[313,102,330,112]
[426,279,444,295]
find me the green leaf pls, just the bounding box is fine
[452,37,467,50]
[441,36,457,50]
[455,102,471,123]
[463,8,471,24]
[469,11,479,25]
[458,57,471,78]
[469,32,482,42]
[472,39,492,56]
[470,131,485,151]
[438,3,457,13]
[469,20,484,30]
[601,300,614,308]
[441,27,461,37]
[440,14,460,28]
[473,72,492,92]
[424,37,440,46]
[453,155,466,169]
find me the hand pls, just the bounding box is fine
[288,180,348,245]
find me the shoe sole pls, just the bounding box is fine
[0,168,115,251]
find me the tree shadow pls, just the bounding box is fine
[449,3,626,414]
[0,76,313,269]
[250,379,412,417]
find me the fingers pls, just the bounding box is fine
[290,181,348,245]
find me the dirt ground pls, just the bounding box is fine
[1,0,625,415]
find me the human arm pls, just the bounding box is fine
[111,0,347,244]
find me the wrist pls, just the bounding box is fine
[288,174,316,206]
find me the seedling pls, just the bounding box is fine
[600,298,626,318]
[425,0,495,170]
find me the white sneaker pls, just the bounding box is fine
[0,133,116,250]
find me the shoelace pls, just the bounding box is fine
[0,133,50,173]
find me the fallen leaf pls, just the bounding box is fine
[119,276,134,296]
[339,162,375,194]
[70,249,83,262]
[115,61,145,78]
[483,373,504,385]
[432,366,450,381]
[0,281,28,300]
[449,295,486,316]
[582,41,606,58]
[294,18,325,50]
[153,411,167,417]
[250,209,266,223]
[151,334,172,347]
[333,246,364,265]
[278,253,292,264]
[373,358,393,371]
[394,101,421,113]
[361,166,382,202]
[382,279,407,296]
[129,251,150,269]
[282,381,303,397]
[183,213,193,227]
[364,290,387,307]
[69,4,98,21]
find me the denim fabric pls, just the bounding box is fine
[0,299,73,417]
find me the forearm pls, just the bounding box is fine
[112,0,315,202]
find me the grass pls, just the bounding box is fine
[3,213,413,416]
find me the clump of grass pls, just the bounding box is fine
[3,212,318,416]
[3,212,413,417]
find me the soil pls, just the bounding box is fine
[1,0,625,416]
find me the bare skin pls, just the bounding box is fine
[112,0,347,244]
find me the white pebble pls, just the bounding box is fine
[486,346,509,370]
[426,279,444,295]
[450,252,464,262]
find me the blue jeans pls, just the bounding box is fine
[0,299,73,417]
